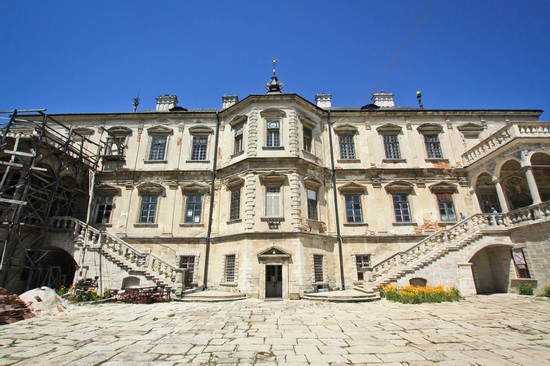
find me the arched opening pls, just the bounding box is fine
[469,244,512,294]
[28,248,77,290]
[475,173,499,213]
[121,276,141,289]
[500,160,532,210]
[531,153,550,202]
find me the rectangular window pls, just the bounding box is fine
[179,256,195,285]
[313,254,324,282]
[95,196,113,224]
[224,254,236,282]
[383,135,401,159]
[234,127,243,154]
[307,189,318,220]
[425,134,443,158]
[356,255,371,281]
[184,195,202,223]
[339,134,356,159]
[393,194,411,222]
[140,195,157,223]
[191,136,208,161]
[345,194,363,223]
[149,135,167,161]
[303,127,313,152]
[265,187,280,217]
[106,137,125,156]
[437,193,456,222]
[230,189,241,220]
[266,121,280,147]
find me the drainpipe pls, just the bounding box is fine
[203,111,221,289]
[327,110,346,290]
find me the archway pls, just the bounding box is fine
[531,153,550,202]
[500,160,532,210]
[469,245,512,294]
[475,173,499,213]
[30,248,77,290]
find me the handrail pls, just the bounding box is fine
[371,200,550,282]
[49,216,181,285]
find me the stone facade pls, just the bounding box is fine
[21,89,550,298]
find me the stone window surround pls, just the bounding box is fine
[175,252,200,285]
[226,176,245,223]
[221,253,238,285]
[430,182,459,222]
[187,125,214,163]
[339,182,368,226]
[334,124,359,162]
[261,108,286,149]
[180,183,210,226]
[93,184,122,226]
[229,115,248,156]
[145,125,173,163]
[134,183,166,227]
[385,181,415,225]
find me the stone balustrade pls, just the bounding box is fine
[462,122,550,165]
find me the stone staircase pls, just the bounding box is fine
[49,217,184,293]
[357,201,550,291]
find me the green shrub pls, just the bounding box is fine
[518,283,533,296]
[544,285,550,298]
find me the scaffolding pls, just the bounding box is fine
[0,109,103,293]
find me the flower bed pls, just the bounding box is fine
[378,284,462,304]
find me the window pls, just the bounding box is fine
[139,195,158,223]
[106,136,126,156]
[383,135,401,159]
[266,121,280,147]
[230,189,241,220]
[307,189,318,220]
[393,194,411,222]
[224,254,236,282]
[179,256,195,285]
[356,255,371,281]
[234,127,243,154]
[339,134,356,159]
[313,254,324,282]
[184,195,202,223]
[94,196,113,224]
[345,194,363,223]
[191,136,208,161]
[303,127,313,152]
[265,187,281,217]
[437,193,456,222]
[425,134,443,159]
[149,136,167,161]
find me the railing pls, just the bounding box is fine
[371,200,550,282]
[462,122,550,165]
[49,216,181,285]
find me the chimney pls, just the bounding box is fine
[315,93,332,109]
[371,92,395,108]
[222,95,239,109]
[156,94,178,111]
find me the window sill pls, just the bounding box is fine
[186,160,210,163]
[425,158,449,163]
[227,219,242,224]
[134,223,158,228]
[337,159,360,163]
[179,223,203,227]
[302,150,316,158]
[343,222,369,227]
[260,217,285,222]
[231,151,244,158]
[220,282,237,287]
[392,222,417,226]
[144,160,168,164]
[383,159,406,163]
[262,146,284,150]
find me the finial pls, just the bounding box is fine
[271,58,278,76]
[416,90,424,109]
[132,96,140,113]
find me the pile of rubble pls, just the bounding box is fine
[0,287,34,325]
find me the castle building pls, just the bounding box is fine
[1,75,549,298]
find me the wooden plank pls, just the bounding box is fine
[0,161,23,168]
[3,150,35,157]
[0,197,27,205]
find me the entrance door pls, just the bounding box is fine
[265,265,282,298]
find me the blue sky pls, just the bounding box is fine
[1,1,549,117]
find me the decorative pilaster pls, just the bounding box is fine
[289,172,301,230]
[244,172,256,230]
[288,110,300,156]
[247,110,259,157]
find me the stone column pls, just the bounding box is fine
[522,165,542,204]
[493,178,510,213]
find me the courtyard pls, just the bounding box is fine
[0,294,549,365]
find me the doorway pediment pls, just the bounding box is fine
[257,246,291,260]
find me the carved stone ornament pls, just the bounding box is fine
[376,123,402,135]
[136,182,166,197]
[338,182,367,194]
[259,171,286,186]
[384,181,415,193]
[180,182,210,194]
[429,182,457,194]
[417,123,443,135]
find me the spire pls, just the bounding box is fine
[265,58,284,94]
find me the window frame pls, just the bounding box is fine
[393,193,412,223]
[184,194,203,223]
[229,188,241,221]
[265,186,281,217]
[424,134,443,159]
[234,126,244,155]
[437,192,457,222]
[303,126,313,153]
[345,194,363,223]
[139,195,158,223]
[339,134,356,160]
[224,254,236,283]
[94,195,114,224]
[355,254,371,281]
[266,120,281,147]
[313,254,324,283]
[191,135,208,161]
[307,189,318,221]
[178,255,196,285]
[383,134,401,159]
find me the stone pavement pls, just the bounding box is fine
[0,294,549,365]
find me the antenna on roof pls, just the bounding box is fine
[132,90,141,113]
[416,90,424,109]
[271,58,278,76]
